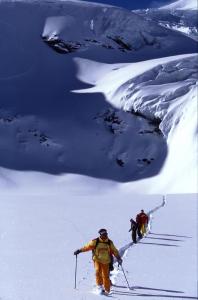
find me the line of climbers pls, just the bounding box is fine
[73,209,149,296]
[129,209,149,243]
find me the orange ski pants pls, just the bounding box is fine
[94,261,110,292]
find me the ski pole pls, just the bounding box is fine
[74,254,78,289]
[120,264,131,290]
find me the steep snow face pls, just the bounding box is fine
[40,0,198,57]
[136,9,198,41]
[75,55,197,128]
[0,0,171,183]
[74,54,198,192]
[42,7,162,52]
[160,0,197,10]
[142,0,198,41]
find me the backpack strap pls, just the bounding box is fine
[92,238,99,257]
[93,238,112,250]
[95,237,100,248]
[107,239,112,246]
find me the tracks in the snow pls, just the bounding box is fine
[110,196,166,285]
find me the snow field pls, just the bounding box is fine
[0,193,197,300]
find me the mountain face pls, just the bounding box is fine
[136,8,198,41]
[0,0,197,192]
[41,2,197,57]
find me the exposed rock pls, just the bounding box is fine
[116,158,124,167]
[42,35,82,54]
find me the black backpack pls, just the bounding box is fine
[92,238,114,271]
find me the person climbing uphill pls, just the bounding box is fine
[74,228,122,295]
[129,218,138,243]
[136,209,149,238]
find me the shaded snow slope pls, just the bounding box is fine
[40,1,197,56]
[0,0,197,191]
[160,0,198,10]
[136,9,198,41]
[0,54,197,193]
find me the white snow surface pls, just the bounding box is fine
[0,193,197,300]
[160,0,198,10]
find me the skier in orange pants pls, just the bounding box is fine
[94,260,111,292]
[74,228,122,295]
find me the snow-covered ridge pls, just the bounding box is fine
[0,0,197,192]
[74,53,198,192]
[160,0,197,10]
[136,8,198,41]
[74,54,197,125]
[0,0,113,6]
[40,1,197,56]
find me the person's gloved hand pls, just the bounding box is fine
[117,258,123,266]
[74,249,81,255]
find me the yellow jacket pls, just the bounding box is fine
[80,237,120,264]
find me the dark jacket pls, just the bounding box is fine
[129,219,138,232]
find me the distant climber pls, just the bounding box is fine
[136,209,149,238]
[74,228,122,295]
[129,218,138,243]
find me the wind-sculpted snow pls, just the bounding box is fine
[119,55,198,135]
[74,54,198,192]
[75,55,197,134]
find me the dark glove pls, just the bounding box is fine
[74,249,81,255]
[117,258,123,266]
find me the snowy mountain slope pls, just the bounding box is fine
[40,1,198,57]
[0,0,197,192]
[160,0,197,10]
[73,53,198,192]
[0,2,197,299]
[136,8,198,41]
[0,193,197,300]
[148,0,198,41]
[0,53,197,193]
